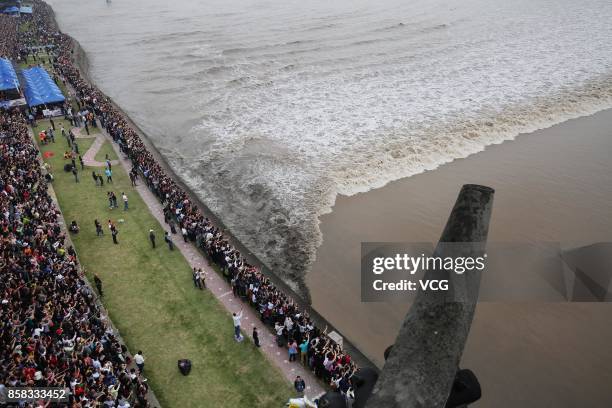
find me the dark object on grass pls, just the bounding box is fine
[178,359,191,376]
[64,163,74,172]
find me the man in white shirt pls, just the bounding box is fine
[232,309,243,341]
[134,351,145,373]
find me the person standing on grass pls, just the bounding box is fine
[106,158,112,171]
[50,117,55,130]
[122,192,128,211]
[134,351,145,373]
[149,229,156,248]
[98,173,104,186]
[61,125,66,138]
[109,220,118,244]
[232,308,244,342]
[95,219,104,236]
[252,326,260,348]
[72,166,79,183]
[192,267,200,288]
[94,274,103,297]
[111,192,118,208]
[105,168,113,183]
[92,171,99,186]
[78,155,84,170]
[164,231,174,251]
[107,192,114,209]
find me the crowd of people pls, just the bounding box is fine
[3,0,365,403]
[0,110,152,406]
[0,14,19,60]
[1,10,154,407]
[43,0,361,397]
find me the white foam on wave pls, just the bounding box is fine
[50,0,612,297]
[164,0,612,292]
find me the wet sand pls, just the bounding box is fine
[307,109,612,406]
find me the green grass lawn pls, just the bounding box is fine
[20,52,53,71]
[74,123,101,136]
[34,119,293,407]
[94,140,119,162]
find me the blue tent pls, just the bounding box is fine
[22,67,65,107]
[20,6,33,14]
[0,58,19,91]
[3,6,19,14]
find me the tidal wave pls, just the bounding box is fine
[51,0,612,299]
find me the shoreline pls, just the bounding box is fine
[66,28,379,371]
[58,2,611,398]
[67,18,612,379]
[14,2,612,406]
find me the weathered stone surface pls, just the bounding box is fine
[366,184,494,408]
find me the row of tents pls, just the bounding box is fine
[2,6,33,14]
[0,57,65,108]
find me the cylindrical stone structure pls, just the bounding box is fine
[365,184,495,408]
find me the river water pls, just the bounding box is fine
[49,0,612,299]
[48,0,612,405]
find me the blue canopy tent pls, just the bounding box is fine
[2,6,20,14]
[22,67,65,107]
[0,58,19,92]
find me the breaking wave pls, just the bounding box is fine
[51,0,612,300]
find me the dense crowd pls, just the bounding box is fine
[47,4,359,398]
[5,0,363,401]
[0,8,153,407]
[0,15,18,59]
[0,110,152,406]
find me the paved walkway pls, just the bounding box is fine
[101,127,326,400]
[77,127,119,167]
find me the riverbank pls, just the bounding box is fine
[32,113,294,406]
[13,1,324,405]
[308,108,612,406]
[36,0,377,399]
[68,25,377,373]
